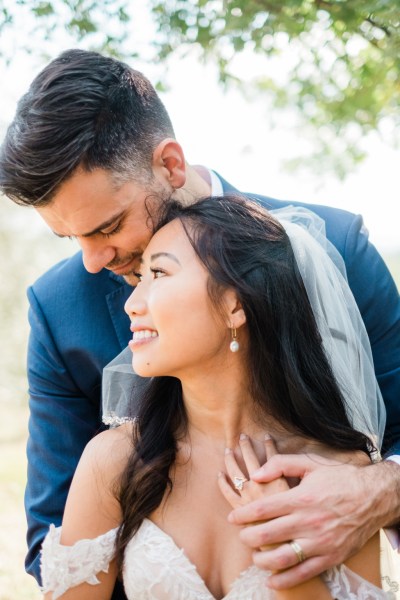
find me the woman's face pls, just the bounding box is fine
[124,219,234,378]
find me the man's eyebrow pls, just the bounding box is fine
[52,212,125,239]
[150,252,181,265]
[53,231,70,239]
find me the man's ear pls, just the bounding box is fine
[223,289,246,330]
[152,139,186,190]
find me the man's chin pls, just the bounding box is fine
[107,256,142,283]
[122,272,140,286]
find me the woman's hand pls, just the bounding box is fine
[218,433,289,510]
[218,433,289,554]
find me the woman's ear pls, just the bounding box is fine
[223,289,246,329]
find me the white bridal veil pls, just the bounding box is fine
[102,205,386,454]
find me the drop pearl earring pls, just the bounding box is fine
[230,327,239,353]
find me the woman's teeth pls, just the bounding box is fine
[133,330,158,340]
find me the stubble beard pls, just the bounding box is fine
[120,186,176,286]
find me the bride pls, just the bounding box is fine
[41,195,394,599]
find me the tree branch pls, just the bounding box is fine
[365,16,392,37]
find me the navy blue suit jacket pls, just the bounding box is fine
[25,177,400,599]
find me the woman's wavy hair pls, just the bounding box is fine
[114,194,372,570]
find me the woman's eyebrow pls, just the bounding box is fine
[150,252,181,265]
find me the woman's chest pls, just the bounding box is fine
[149,459,253,598]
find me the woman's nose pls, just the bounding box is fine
[124,286,147,318]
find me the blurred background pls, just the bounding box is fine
[0,2,399,598]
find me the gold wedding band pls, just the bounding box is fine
[289,540,306,564]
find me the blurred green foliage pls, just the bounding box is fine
[150,0,400,178]
[0,201,75,404]
[0,0,134,58]
[0,0,398,177]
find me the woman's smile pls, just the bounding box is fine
[129,327,159,349]
[124,219,233,378]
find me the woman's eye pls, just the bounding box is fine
[151,268,166,279]
[133,272,143,282]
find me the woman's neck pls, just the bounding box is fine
[179,366,265,449]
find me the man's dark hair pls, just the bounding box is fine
[0,49,175,206]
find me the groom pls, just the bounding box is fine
[1,49,399,598]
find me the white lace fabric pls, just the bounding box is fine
[40,524,117,599]
[322,565,395,600]
[41,520,396,599]
[122,519,269,600]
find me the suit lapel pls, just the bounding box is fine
[106,272,133,351]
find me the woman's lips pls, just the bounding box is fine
[129,329,158,349]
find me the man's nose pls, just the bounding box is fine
[79,238,116,273]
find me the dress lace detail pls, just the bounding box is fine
[322,564,396,600]
[122,520,269,599]
[40,523,118,599]
[40,520,396,599]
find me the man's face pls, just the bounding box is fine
[36,167,171,283]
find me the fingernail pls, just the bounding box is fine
[217,471,223,478]
[264,433,271,440]
[239,433,248,441]
[225,447,232,454]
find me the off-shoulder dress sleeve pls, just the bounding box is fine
[323,564,397,599]
[40,524,118,599]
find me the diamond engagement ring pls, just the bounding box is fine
[289,540,306,564]
[233,476,247,491]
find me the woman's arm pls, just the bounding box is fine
[42,425,132,600]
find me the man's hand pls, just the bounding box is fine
[228,454,400,589]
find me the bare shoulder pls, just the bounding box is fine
[80,423,135,482]
[85,422,134,454]
[79,423,133,487]
[62,423,136,535]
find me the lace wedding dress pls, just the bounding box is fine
[41,518,397,599]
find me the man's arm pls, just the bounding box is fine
[343,215,400,455]
[229,455,400,588]
[25,284,128,600]
[25,286,101,581]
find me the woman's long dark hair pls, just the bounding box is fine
[114,194,373,570]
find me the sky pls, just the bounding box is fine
[1,4,399,254]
